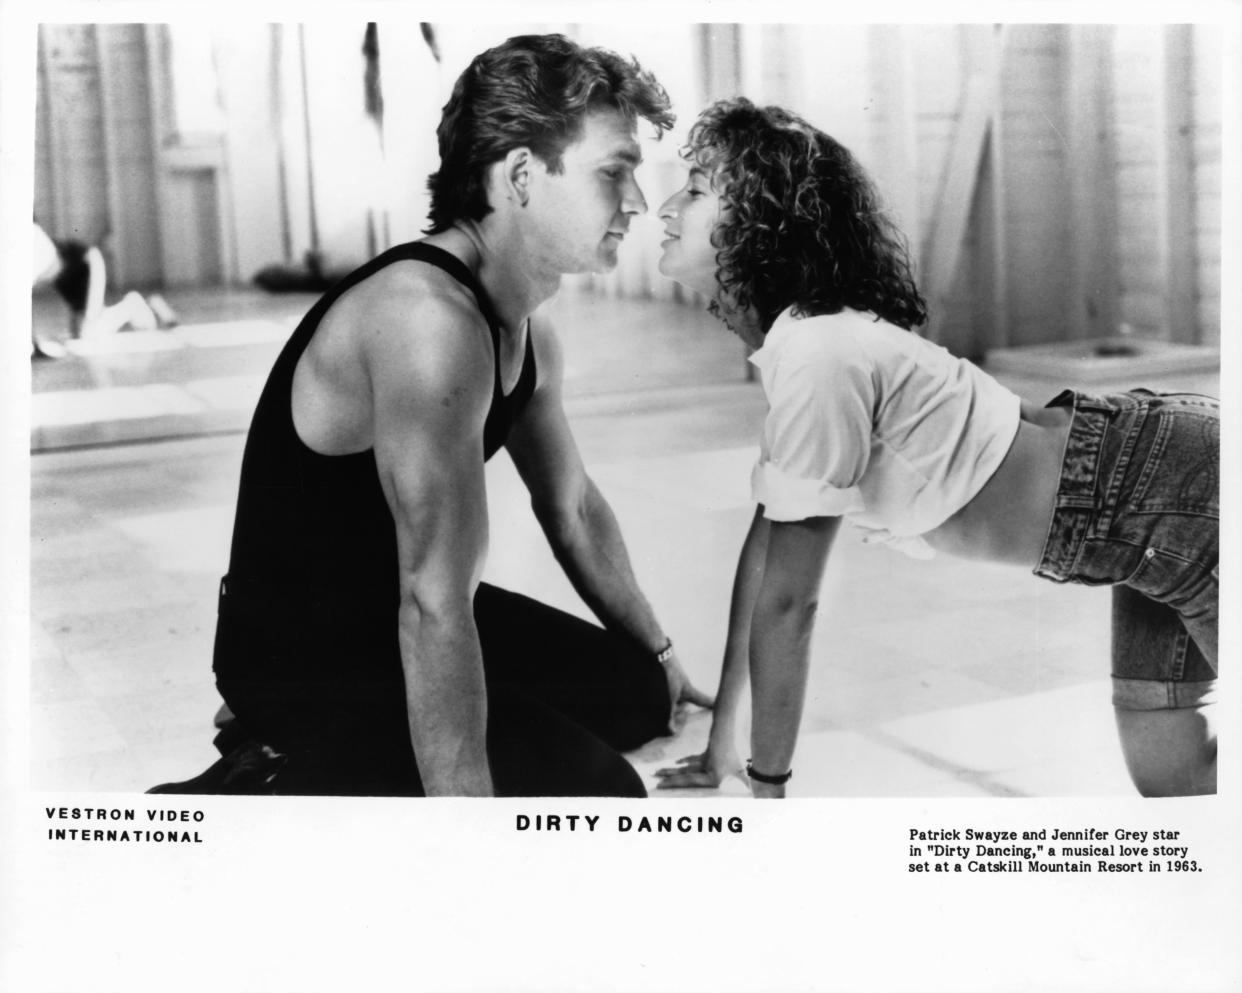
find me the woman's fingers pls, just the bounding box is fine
[653,770,718,789]
[654,753,706,777]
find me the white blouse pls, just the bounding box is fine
[748,307,1021,558]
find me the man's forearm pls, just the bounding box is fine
[541,479,667,652]
[399,601,493,796]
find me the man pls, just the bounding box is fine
[151,33,709,797]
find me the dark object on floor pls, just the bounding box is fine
[254,251,350,294]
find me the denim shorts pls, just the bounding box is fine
[1034,389,1219,711]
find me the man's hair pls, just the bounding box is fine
[425,34,674,234]
[686,98,927,333]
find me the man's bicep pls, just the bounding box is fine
[378,424,489,599]
[370,322,491,600]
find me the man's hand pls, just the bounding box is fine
[660,647,714,733]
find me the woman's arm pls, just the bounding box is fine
[747,515,840,798]
[655,508,838,792]
[655,505,769,789]
[709,504,770,752]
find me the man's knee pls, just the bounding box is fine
[600,758,648,798]
[609,659,671,752]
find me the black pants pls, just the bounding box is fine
[214,583,670,797]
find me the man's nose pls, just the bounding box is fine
[622,175,648,216]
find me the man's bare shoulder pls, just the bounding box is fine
[344,257,493,393]
[354,258,486,345]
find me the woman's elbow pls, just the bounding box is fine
[758,588,820,626]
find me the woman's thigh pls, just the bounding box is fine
[1078,393,1219,677]
[1111,584,1216,710]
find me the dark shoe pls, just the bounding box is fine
[212,713,249,756]
[213,702,235,729]
[146,740,286,795]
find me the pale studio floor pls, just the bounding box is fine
[26,283,1220,798]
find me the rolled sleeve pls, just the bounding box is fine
[751,324,876,523]
[752,461,864,521]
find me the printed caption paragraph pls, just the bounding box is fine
[907,826,1201,874]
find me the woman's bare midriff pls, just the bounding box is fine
[923,400,1073,568]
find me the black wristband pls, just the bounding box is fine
[654,638,674,664]
[745,760,792,785]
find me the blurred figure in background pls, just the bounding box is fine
[31,220,176,358]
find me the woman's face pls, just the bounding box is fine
[656,161,726,298]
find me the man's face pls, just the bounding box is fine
[522,107,648,275]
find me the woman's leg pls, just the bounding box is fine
[1038,391,1218,797]
[474,584,671,753]
[1111,585,1217,797]
[1108,396,1218,796]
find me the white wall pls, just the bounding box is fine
[32,19,1225,351]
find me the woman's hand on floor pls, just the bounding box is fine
[653,741,745,790]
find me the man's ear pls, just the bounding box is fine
[500,147,534,207]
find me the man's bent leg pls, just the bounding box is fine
[474,584,670,752]
[218,674,425,797]
[487,684,646,797]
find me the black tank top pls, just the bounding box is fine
[223,242,536,617]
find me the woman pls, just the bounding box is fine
[653,99,1218,798]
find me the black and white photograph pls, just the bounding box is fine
[3,2,1240,991]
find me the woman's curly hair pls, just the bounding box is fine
[687,98,927,333]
